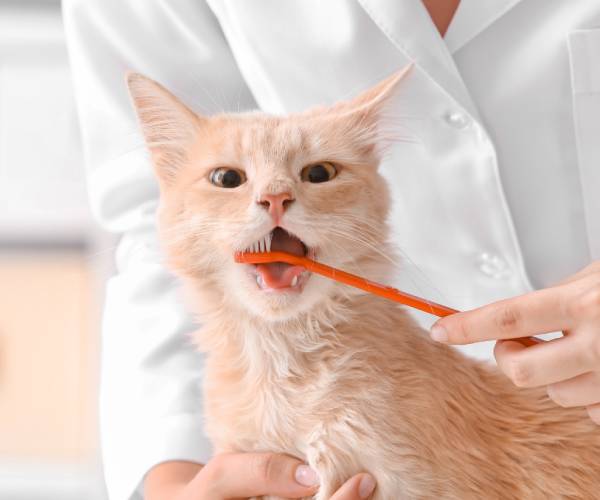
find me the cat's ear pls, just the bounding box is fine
[126,72,201,184]
[344,63,413,119]
[332,64,413,156]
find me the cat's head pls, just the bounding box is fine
[127,67,410,321]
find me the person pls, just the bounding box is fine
[62,0,600,498]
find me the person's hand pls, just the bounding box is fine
[430,262,600,424]
[144,454,377,500]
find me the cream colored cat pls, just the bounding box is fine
[127,68,600,499]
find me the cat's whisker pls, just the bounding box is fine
[312,223,449,305]
[250,207,449,305]
[286,216,436,296]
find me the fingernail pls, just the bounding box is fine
[359,474,376,498]
[430,324,448,343]
[295,464,319,487]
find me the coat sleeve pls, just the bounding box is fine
[62,1,257,498]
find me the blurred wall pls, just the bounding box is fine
[0,1,110,499]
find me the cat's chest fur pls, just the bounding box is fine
[192,296,600,499]
[195,299,435,498]
[201,327,341,456]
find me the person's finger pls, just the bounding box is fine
[547,371,600,407]
[330,473,377,500]
[430,287,571,345]
[196,452,319,499]
[494,336,594,388]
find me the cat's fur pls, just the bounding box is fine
[127,69,600,499]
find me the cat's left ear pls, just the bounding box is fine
[126,72,201,184]
[330,64,413,157]
[344,63,413,120]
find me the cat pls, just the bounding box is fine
[126,67,600,499]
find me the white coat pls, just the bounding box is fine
[62,1,600,498]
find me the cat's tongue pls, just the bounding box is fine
[257,262,305,289]
[256,228,306,289]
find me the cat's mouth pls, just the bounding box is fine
[244,227,314,292]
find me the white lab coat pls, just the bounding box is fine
[62,1,600,498]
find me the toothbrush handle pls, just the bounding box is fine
[237,251,457,316]
[299,256,457,317]
[301,256,544,347]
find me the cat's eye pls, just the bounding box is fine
[300,162,338,183]
[209,167,247,188]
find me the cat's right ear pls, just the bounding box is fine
[126,72,201,184]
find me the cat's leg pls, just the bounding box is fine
[305,437,400,500]
[304,424,361,500]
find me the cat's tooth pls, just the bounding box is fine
[266,233,272,252]
[256,274,266,289]
[291,275,298,287]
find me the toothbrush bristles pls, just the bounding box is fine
[245,232,275,255]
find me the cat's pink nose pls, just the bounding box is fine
[257,192,295,222]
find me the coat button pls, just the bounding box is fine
[476,252,511,279]
[444,111,470,129]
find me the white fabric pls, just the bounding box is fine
[444,0,524,53]
[62,1,600,498]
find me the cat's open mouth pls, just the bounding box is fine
[244,227,313,292]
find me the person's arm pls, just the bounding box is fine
[144,456,320,500]
[430,262,600,423]
[62,1,257,498]
[145,461,202,500]
[144,455,376,500]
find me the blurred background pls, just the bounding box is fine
[0,0,110,498]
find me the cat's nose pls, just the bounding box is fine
[257,192,295,222]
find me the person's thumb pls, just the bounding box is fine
[198,452,320,499]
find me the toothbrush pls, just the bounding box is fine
[235,250,458,317]
[234,250,542,347]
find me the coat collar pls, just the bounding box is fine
[445,0,525,53]
[357,0,524,117]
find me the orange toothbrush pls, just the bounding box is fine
[235,250,542,347]
[235,250,458,317]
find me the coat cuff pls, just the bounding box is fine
[103,413,213,500]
